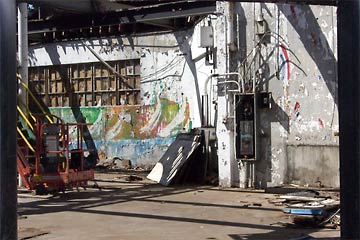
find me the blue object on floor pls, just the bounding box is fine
[283,208,324,215]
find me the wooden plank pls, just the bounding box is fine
[50,81,56,93]
[56,81,63,93]
[283,208,324,215]
[63,96,69,106]
[279,195,326,202]
[147,134,201,186]
[111,94,116,105]
[79,80,85,92]
[85,94,92,106]
[50,96,56,107]
[57,96,62,106]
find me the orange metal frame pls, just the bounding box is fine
[18,114,94,192]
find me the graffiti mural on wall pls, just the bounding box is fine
[50,97,190,165]
[279,44,291,84]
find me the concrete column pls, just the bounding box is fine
[216,2,238,187]
[0,0,18,238]
[17,2,28,188]
[338,0,360,238]
[18,2,28,105]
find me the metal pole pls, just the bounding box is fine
[338,0,360,238]
[18,2,28,188]
[18,2,28,99]
[0,0,17,239]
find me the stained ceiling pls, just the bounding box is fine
[21,0,216,44]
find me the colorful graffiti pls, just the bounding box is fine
[290,101,301,125]
[318,118,324,128]
[279,44,291,83]
[279,44,292,114]
[49,97,190,165]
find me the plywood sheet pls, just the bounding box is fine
[147,133,201,186]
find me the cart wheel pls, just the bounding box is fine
[35,184,47,195]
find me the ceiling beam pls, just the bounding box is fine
[228,0,337,6]
[28,2,215,34]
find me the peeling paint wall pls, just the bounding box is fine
[28,3,339,187]
[29,26,212,166]
[49,102,189,166]
[233,3,338,187]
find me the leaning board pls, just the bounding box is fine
[147,133,201,186]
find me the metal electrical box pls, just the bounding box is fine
[200,26,214,48]
[258,92,272,109]
[235,95,255,159]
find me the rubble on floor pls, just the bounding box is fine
[269,189,340,229]
[124,175,144,182]
[93,171,148,184]
[18,172,340,239]
[95,158,149,171]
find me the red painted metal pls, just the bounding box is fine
[17,113,96,193]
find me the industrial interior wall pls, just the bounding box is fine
[28,25,213,167]
[234,3,338,188]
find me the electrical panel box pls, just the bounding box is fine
[235,95,255,159]
[258,92,272,109]
[200,26,214,48]
[255,18,268,35]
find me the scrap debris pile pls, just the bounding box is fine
[269,190,340,229]
[95,158,147,171]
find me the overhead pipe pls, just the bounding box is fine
[202,72,244,126]
[204,72,244,96]
[227,2,237,52]
[202,74,218,127]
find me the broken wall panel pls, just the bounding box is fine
[29,59,141,107]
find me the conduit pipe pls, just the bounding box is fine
[202,72,244,126]
[18,3,28,112]
[227,2,237,52]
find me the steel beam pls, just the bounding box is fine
[338,0,360,238]
[0,0,17,239]
[28,3,216,34]
[229,0,337,6]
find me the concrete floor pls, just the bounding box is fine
[18,172,340,240]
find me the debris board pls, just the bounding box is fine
[279,195,326,202]
[147,133,202,186]
[283,208,324,215]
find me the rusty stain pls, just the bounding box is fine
[290,5,297,19]
[311,32,318,46]
[294,102,301,113]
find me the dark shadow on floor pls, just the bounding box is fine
[76,207,284,231]
[18,180,339,238]
[18,183,281,216]
[229,229,340,240]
